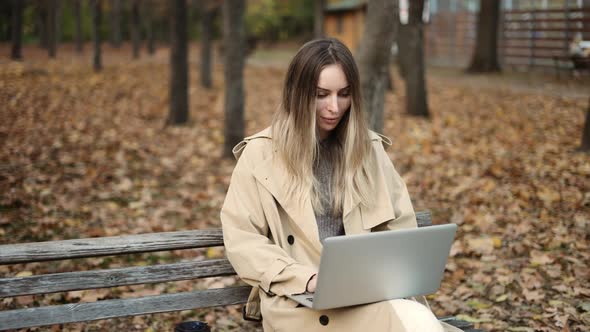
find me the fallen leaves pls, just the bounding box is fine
[1,44,589,332]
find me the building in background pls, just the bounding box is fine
[323,0,589,71]
[323,0,367,52]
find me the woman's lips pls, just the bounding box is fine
[321,117,339,124]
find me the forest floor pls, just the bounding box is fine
[1,43,589,332]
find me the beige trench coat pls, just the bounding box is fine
[221,128,455,331]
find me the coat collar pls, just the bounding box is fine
[243,128,396,252]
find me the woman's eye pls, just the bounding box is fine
[317,93,328,98]
[339,92,350,97]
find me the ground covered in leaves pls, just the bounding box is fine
[1,43,589,332]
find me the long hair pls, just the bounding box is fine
[271,38,374,216]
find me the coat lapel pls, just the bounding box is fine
[252,154,322,254]
[343,140,396,233]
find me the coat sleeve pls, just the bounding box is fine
[221,144,317,296]
[373,141,418,231]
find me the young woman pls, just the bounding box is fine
[221,38,460,331]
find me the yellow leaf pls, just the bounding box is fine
[495,294,508,302]
[455,314,491,323]
[16,271,33,277]
[207,247,224,259]
[467,299,492,309]
[492,237,502,248]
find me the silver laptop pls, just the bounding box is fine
[287,223,457,310]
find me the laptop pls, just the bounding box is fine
[287,223,457,310]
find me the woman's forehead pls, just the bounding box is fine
[317,64,349,90]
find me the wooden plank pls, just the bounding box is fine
[0,229,225,265]
[501,45,564,51]
[503,53,565,59]
[504,8,590,15]
[0,259,237,298]
[0,286,252,330]
[503,37,568,42]
[504,27,590,32]
[503,17,590,24]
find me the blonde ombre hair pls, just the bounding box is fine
[271,38,374,216]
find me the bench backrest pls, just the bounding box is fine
[0,211,432,330]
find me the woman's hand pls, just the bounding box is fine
[306,274,318,293]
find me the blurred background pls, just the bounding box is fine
[1,1,589,331]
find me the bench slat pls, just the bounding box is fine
[0,211,431,265]
[0,286,252,330]
[0,259,236,298]
[0,229,224,265]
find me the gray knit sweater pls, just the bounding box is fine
[313,138,345,242]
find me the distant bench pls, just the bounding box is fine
[0,211,484,331]
[553,55,590,78]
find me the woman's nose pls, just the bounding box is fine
[327,95,338,113]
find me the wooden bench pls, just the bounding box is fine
[0,211,484,331]
[552,55,590,79]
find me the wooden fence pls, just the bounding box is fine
[424,7,590,71]
[501,7,590,68]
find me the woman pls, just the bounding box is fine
[221,38,459,331]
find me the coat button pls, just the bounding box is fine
[319,315,329,326]
[287,235,295,245]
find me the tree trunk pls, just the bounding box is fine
[397,0,429,117]
[168,0,189,125]
[467,0,500,72]
[110,0,122,48]
[11,0,24,60]
[74,0,83,53]
[580,98,590,152]
[130,0,141,59]
[222,0,246,158]
[314,0,325,38]
[200,3,217,89]
[37,2,48,49]
[357,0,396,133]
[91,0,102,72]
[145,1,155,55]
[47,0,58,58]
[55,0,63,44]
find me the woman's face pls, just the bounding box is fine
[315,63,351,140]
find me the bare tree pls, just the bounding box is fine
[47,0,59,58]
[11,0,24,60]
[130,0,141,58]
[37,1,49,49]
[91,0,102,71]
[145,1,156,55]
[110,0,122,48]
[168,0,189,125]
[397,0,429,117]
[200,1,218,88]
[468,0,501,72]
[357,0,396,133]
[314,0,326,38]
[73,0,84,53]
[581,98,590,152]
[223,0,246,158]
